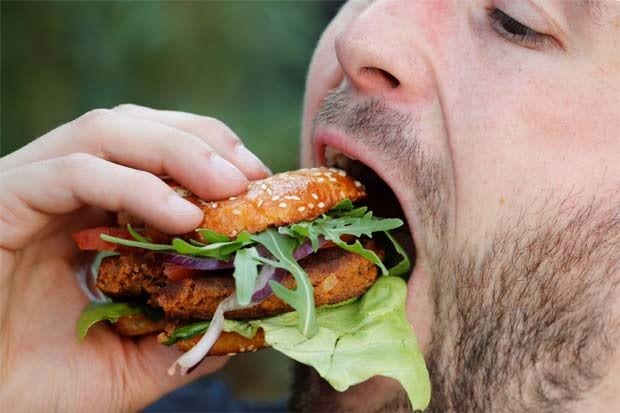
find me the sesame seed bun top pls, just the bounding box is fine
[170,167,366,239]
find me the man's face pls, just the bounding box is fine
[294,0,620,411]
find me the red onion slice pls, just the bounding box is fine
[155,237,325,271]
[155,253,233,270]
[167,293,241,375]
[74,252,114,303]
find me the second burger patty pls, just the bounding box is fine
[97,240,383,320]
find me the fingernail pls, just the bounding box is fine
[167,193,202,215]
[234,144,272,175]
[210,155,248,181]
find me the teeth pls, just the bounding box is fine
[324,146,358,170]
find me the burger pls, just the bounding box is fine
[73,167,431,410]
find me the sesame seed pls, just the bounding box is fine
[354,180,362,188]
[329,167,338,173]
[257,199,264,207]
[317,177,325,183]
[338,170,346,177]
[290,195,301,200]
[311,193,319,200]
[279,202,287,208]
[232,209,241,215]
[230,230,238,237]
[285,195,294,200]
[313,172,323,176]
[229,196,237,201]
[308,203,314,209]
[267,188,273,195]
[210,203,218,209]
[240,346,246,352]
[248,344,255,351]
[328,177,337,182]
[261,184,267,190]
[318,202,325,208]
[272,195,280,201]
[298,206,306,212]
[340,191,345,198]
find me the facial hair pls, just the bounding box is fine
[290,85,620,412]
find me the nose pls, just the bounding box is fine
[334,0,437,102]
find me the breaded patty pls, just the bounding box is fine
[97,241,382,319]
[154,243,381,319]
[96,254,165,297]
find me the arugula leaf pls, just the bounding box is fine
[384,231,411,277]
[76,302,156,340]
[126,224,151,243]
[196,228,230,243]
[233,247,261,306]
[163,319,258,345]
[281,221,322,251]
[171,230,252,260]
[280,207,405,275]
[100,234,173,251]
[329,237,388,274]
[330,198,354,211]
[251,229,317,337]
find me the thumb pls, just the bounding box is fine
[125,335,228,411]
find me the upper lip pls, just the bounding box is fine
[312,128,426,270]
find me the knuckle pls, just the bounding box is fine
[126,169,156,186]
[77,108,114,127]
[202,117,241,144]
[62,152,96,169]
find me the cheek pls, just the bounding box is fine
[448,61,620,245]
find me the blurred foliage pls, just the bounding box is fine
[1,0,342,172]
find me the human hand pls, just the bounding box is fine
[0,104,270,411]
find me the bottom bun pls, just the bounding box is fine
[175,329,268,355]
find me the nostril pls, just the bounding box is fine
[359,66,400,89]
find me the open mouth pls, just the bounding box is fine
[321,145,417,270]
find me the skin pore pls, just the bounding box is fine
[293,0,620,412]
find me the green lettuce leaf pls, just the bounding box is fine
[257,276,430,410]
[76,302,162,340]
[233,246,261,306]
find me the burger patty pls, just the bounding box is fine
[97,241,382,320]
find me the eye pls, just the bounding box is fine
[489,8,557,49]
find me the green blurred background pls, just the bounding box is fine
[1,0,342,172]
[1,0,343,407]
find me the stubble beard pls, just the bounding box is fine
[290,86,620,412]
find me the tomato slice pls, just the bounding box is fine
[163,264,200,282]
[72,227,131,251]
